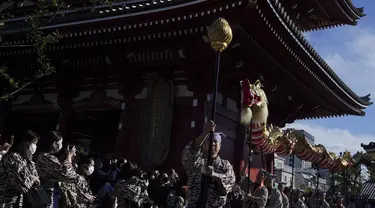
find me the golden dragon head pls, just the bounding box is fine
[267,124,283,148]
[340,151,354,167]
[240,79,268,125]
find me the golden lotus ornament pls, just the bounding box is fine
[207,18,233,52]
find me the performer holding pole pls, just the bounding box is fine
[238,79,270,208]
[202,17,233,208]
[181,18,235,208]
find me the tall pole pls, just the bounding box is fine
[331,171,335,195]
[316,167,320,208]
[201,18,232,208]
[344,168,348,207]
[290,154,295,208]
[247,123,253,192]
[316,168,320,190]
[260,145,265,169]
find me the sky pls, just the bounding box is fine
[285,0,375,154]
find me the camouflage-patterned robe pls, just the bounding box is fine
[266,188,282,208]
[182,141,236,208]
[294,198,307,208]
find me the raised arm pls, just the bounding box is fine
[37,154,78,183]
[181,121,215,173]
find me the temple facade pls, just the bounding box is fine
[0,0,371,179]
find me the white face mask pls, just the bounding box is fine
[52,140,63,153]
[27,143,37,156]
[85,165,94,176]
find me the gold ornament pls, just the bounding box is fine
[207,18,233,52]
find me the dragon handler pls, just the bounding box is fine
[182,120,236,208]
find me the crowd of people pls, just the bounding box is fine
[0,121,364,208]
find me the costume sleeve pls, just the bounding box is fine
[212,160,236,196]
[174,196,185,208]
[4,154,39,193]
[247,188,268,208]
[60,159,79,182]
[283,195,290,208]
[266,190,283,208]
[37,155,78,183]
[112,181,125,203]
[76,176,94,204]
[239,175,254,193]
[182,141,203,176]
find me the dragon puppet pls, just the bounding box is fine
[240,79,270,151]
[239,78,358,173]
[240,79,268,126]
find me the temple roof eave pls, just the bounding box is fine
[0,0,371,114]
[338,0,365,18]
[268,0,372,109]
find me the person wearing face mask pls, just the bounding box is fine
[74,157,96,208]
[35,131,79,208]
[90,158,108,195]
[112,162,143,208]
[0,130,40,208]
[58,144,82,208]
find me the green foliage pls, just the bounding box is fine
[327,151,368,198]
[0,0,118,100]
[0,1,60,100]
[304,187,314,194]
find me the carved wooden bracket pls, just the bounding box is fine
[247,0,258,8]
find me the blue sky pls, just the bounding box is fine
[286,0,375,154]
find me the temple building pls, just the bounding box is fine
[0,0,372,179]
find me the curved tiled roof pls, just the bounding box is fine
[277,0,365,32]
[0,0,371,111]
[337,0,365,18]
[272,0,372,108]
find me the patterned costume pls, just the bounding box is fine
[112,176,144,207]
[75,175,94,208]
[167,190,185,208]
[294,198,307,208]
[244,184,268,208]
[36,153,78,208]
[318,200,330,208]
[59,160,91,208]
[0,153,39,208]
[266,188,283,208]
[281,192,289,208]
[238,176,268,208]
[182,141,235,208]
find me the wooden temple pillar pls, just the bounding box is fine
[0,101,11,142]
[164,88,206,176]
[57,95,75,142]
[114,93,144,163]
[56,61,80,143]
